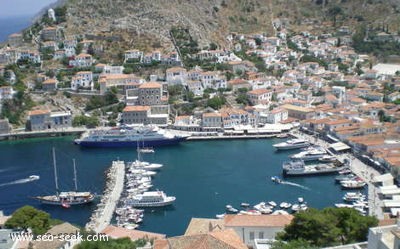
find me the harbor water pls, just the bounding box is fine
[0,137,362,236]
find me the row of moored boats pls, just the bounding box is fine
[115,152,176,230]
[273,137,368,214]
[274,139,345,176]
[217,197,308,218]
[335,192,368,215]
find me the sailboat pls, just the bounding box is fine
[131,141,162,170]
[33,148,95,206]
[138,137,155,153]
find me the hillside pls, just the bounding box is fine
[51,0,400,56]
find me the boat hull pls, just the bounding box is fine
[37,199,94,205]
[283,167,344,176]
[76,137,186,148]
[274,144,310,150]
[127,200,175,207]
[290,155,327,161]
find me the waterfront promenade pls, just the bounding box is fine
[85,160,125,233]
[290,130,384,219]
[0,127,86,140]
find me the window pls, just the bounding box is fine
[249,232,254,240]
[259,232,264,239]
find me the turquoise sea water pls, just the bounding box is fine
[0,137,358,236]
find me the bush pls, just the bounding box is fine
[85,91,118,111]
[72,115,99,128]
[207,95,226,109]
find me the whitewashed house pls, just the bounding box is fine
[224,214,293,248]
[71,71,93,90]
[166,67,187,85]
[124,49,143,62]
[267,108,288,124]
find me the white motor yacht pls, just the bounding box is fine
[273,139,310,150]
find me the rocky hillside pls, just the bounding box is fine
[61,0,400,52]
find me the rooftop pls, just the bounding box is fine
[281,104,314,113]
[224,214,293,227]
[123,106,150,112]
[154,229,247,249]
[28,109,50,116]
[248,88,271,95]
[185,218,225,235]
[139,82,162,89]
[102,225,165,240]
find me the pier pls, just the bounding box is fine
[86,160,125,233]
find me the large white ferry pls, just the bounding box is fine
[126,191,176,207]
[273,139,310,150]
[75,125,188,148]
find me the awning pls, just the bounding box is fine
[383,199,400,208]
[390,208,400,216]
[373,173,394,183]
[379,185,400,195]
[327,134,339,142]
[329,142,351,152]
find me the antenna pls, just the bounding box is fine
[73,158,78,191]
[52,147,59,195]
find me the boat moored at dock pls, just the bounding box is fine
[282,160,345,176]
[75,125,188,148]
[126,191,176,207]
[290,146,328,161]
[340,180,366,189]
[273,139,310,150]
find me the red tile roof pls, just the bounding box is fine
[123,106,150,112]
[139,82,162,89]
[224,214,293,227]
[102,225,165,241]
[28,110,50,116]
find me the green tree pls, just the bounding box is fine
[236,93,250,105]
[272,239,318,249]
[5,206,51,235]
[323,207,378,244]
[168,85,183,96]
[207,96,226,109]
[328,6,343,26]
[75,43,83,55]
[277,207,378,247]
[76,237,146,249]
[209,42,218,50]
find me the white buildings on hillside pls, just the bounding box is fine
[71,71,93,90]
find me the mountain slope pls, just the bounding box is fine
[62,0,400,52]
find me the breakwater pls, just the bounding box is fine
[85,161,125,233]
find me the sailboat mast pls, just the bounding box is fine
[73,158,78,191]
[136,140,141,161]
[52,147,59,195]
